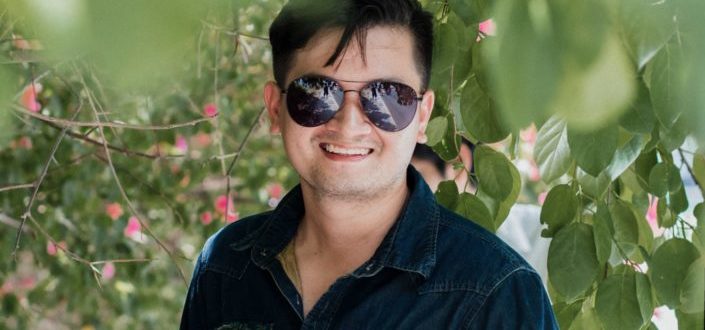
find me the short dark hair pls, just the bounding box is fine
[269,0,434,90]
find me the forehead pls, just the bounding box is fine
[286,26,421,88]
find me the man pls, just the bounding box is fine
[181,0,558,328]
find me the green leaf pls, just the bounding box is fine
[491,157,521,229]
[595,273,645,330]
[648,163,682,198]
[548,223,600,302]
[459,76,510,143]
[455,192,495,232]
[431,16,460,76]
[567,123,618,177]
[635,273,654,324]
[534,116,571,184]
[679,257,705,314]
[676,309,704,330]
[425,116,448,147]
[694,203,705,253]
[554,301,583,330]
[448,0,492,26]
[483,0,558,130]
[540,184,578,237]
[605,131,648,180]
[610,200,639,245]
[649,238,701,308]
[594,203,614,264]
[435,180,459,210]
[656,198,677,228]
[635,149,658,191]
[693,150,705,196]
[617,0,677,70]
[431,114,460,161]
[577,169,611,200]
[554,35,636,130]
[648,40,685,130]
[475,145,513,200]
[568,306,603,330]
[619,80,657,134]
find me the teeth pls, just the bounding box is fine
[323,144,371,156]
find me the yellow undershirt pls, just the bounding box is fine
[276,239,302,294]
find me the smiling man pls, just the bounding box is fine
[180,0,557,328]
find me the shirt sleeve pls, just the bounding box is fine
[180,252,208,330]
[466,268,558,329]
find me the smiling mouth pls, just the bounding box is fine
[320,143,373,156]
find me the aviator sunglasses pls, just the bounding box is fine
[282,75,424,132]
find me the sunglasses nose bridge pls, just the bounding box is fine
[325,90,373,134]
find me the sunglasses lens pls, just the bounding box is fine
[361,82,418,132]
[286,77,342,127]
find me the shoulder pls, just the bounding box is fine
[197,212,271,269]
[427,206,540,295]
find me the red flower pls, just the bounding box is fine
[105,202,124,221]
[200,211,213,225]
[20,83,42,112]
[266,183,284,199]
[102,262,116,280]
[203,103,218,117]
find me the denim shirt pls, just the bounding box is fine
[180,167,558,329]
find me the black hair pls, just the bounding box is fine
[412,139,476,176]
[269,0,434,90]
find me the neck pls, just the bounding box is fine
[295,178,409,260]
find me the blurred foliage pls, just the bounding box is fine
[1,0,704,329]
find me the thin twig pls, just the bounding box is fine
[223,108,266,220]
[12,104,213,130]
[80,76,188,285]
[0,183,35,193]
[678,148,703,192]
[11,102,84,260]
[0,213,34,235]
[39,118,184,160]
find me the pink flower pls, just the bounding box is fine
[266,183,284,199]
[102,262,116,280]
[19,276,36,290]
[193,132,212,148]
[175,135,188,153]
[520,125,537,144]
[215,195,234,214]
[646,197,665,237]
[47,241,67,256]
[203,103,218,117]
[21,83,42,112]
[479,19,496,36]
[17,137,33,149]
[200,211,213,225]
[123,216,141,237]
[226,211,240,223]
[105,202,123,221]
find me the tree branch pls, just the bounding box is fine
[678,148,703,193]
[11,102,83,260]
[12,104,213,130]
[0,183,35,193]
[80,76,188,285]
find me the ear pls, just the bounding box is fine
[416,90,435,143]
[263,81,283,134]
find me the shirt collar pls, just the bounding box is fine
[244,166,439,279]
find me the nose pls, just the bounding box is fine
[324,91,373,136]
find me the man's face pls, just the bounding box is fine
[264,26,434,201]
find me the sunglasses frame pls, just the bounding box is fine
[280,74,424,132]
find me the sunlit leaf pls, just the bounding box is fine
[577,169,611,200]
[534,116,571,184]
[618,0,677,70]
[548,223,600,302]
[431,114,460,161]
[648,162,682,198]
[605,131,648,180]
